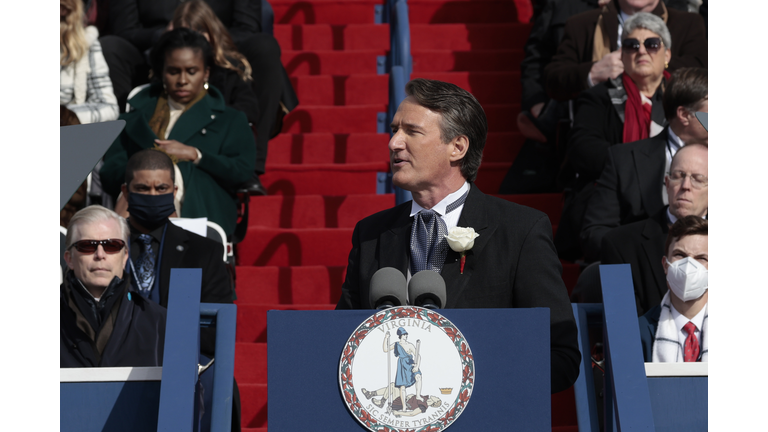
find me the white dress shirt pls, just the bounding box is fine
[406,181,470,283]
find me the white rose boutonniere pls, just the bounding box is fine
[445,227,479,274]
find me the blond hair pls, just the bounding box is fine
[60,0,88,66]
[172,0,252,81]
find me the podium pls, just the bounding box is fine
[571,264,708,431]
[268,308,552,431]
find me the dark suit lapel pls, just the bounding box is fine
[158,223,189,306]
[640,211,669,301]
[442,185,494,307]
[168,96,217,145]
[378,205,412,276]
[633,129,668,217]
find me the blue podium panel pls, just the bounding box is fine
[647,377,708,432]
[268,308,551,431]
[60,381,161,431]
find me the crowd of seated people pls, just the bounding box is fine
[509,0,709,366]
[60,0,708,424]
[98,0,297,194]
[62,0,299,236]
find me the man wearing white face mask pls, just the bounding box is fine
[638,215,707,362]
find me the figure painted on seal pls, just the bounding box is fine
[361,327,422,410]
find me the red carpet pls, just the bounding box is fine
[234,1,578,429]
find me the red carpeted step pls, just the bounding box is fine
[485,103,520,132]
[235,342,268,384]
[268,133,390,164]
[238,383,268,428]
[411,71,520,105]
[552,386,578,427]
[282,50,387,75]
[260,162,389,196]
[561,261,579,294]
[411,23,531,50]
[247,194,394,229]
[494,193,564,225]
[289,74,389,105]
[273,0,381,25]
[408,0,524,24]
[236,265,347,304]
[238,227,354,267]
[274,24,389,50]
[483,132,524,163]
[268,132,524,165]
[474,161,511,193]
[236,304,336,343]
[280,104,387,133]
[412,49,523,72]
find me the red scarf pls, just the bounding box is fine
[622,70,671,143]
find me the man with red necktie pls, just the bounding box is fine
[638,215,707,362]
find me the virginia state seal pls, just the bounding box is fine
[339,306,475,432]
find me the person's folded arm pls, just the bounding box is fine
[195,111,257,190]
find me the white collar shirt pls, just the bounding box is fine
[671,302,707,358]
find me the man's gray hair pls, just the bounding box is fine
[622,12,672,50]
[66,205,130,250]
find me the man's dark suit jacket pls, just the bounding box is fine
[141,221,232,357]
[600,209,668,316]
[542,0,708,102]
[336,185,581,393]
[581,128,668,261]
[638,305,662,362]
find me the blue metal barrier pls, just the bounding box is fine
[201,304,238,431]
[60,269,237,432]
[571,304,602,432]
[599,264,655,431]
[158,269,203,431]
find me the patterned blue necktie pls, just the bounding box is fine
[135,234,156,297]
[409,189,469,275]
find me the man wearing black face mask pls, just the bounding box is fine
[121,149,232,357]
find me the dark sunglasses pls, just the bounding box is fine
[621,37,663,54]
[69,239,126,254]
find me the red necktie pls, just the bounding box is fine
[683,322,700,362]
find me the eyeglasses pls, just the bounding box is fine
[621,37,663,54]
[69,239,126,254]
[667,170,708,189]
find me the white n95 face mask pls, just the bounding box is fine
[666,257,708,302]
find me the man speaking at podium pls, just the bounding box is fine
[336,78,580,393]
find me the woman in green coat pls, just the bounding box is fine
[100,28,255,237]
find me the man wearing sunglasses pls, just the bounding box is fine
[120,149,232,359]
[543,0,707,102]
[601,143,707,316]
[61,205,167,367]
[581,67,707,262]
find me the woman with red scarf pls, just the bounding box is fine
[564,12,673,186]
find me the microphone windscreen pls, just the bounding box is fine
[369,267,407,308]
[408,270,447,309]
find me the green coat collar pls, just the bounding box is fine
[124,83,227,146]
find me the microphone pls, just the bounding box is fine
[408,270,447,309]
[369,267,407,309]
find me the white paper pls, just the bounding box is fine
[169,217,208,237]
